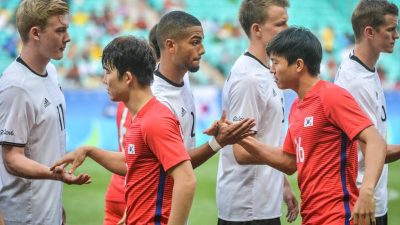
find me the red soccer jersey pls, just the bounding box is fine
[283,81,373,225]
[124,97,190,225]
[105,102,130,203]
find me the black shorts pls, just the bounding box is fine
[217,217,281,225]
[376,213,387,225]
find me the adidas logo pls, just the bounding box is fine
[272,89,277,97]
[181,107,187,117]
[44,98,51,108]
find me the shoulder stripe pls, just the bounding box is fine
[154,166,166,225]
[340,133,351,225]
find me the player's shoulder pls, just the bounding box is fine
[142,98,177,128]
[319,81,354,106]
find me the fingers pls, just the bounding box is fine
[50,158,69,171]
[220,110,227,122]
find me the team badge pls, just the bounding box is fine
[304,116,314,127]
[127,144,135,154]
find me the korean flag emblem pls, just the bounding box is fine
[128,144,135,154]
[304,116,314,127]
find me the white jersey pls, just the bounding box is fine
[335,52,388,216]
[151,70,196,150]
[217,52,285,221]
[0,57,65,225]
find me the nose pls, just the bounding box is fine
[65,31,71,43]
[270,63,276,74]
[102,74,107,84]
[199,43,205,56]
[394,29,399,40]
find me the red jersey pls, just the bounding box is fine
[105,102,130,203]
[283,81,372,225]
[124,97,190,225]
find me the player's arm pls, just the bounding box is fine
[51,146,126,176]
[167,160,196,225]
[2,144,91,185]
[283,176,299,223]
[190,114,255,168]
[238,136,297,175]
[385,144,400,163]
[233,133,266,164]
[351,125,386,225]
[0,210,5,225]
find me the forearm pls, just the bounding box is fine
[86,147,126,176]
[3,152,58,180]
[168,161,196,225]
[361,138,386,191]
[188,143,216,169]
[385,144,400,164]
[238,137,297,174]
[233,142,268,165]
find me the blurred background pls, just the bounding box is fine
[0,0,399,224]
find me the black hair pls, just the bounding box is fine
[156,11,202,49]
[102,36,156,86]
[148,23,160,60]
[267,27,322,76]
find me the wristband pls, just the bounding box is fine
[208,137,222,152]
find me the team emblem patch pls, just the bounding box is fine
[128,144,135,154]
[304,116,313,127]
[181,107,187,117]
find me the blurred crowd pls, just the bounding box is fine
[1,0,399,89]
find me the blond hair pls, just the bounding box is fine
[16,0,69,43]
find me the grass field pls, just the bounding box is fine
[64,156,400,225]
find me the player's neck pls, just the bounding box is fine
[158,58,186,84]
[296,75,320,101]
[20,45,50,76]
[124,87,153,116]
[248,42,269,67]
[354,43,379,71]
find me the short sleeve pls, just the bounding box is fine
[143,114,190,172]
[283,128,296,155]
[0,86,35,146]
[322,86,373,140]
[229,75,269,131]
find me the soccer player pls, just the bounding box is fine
[217,1,298,224]
[53,36,198,225]
[236,27,386,225]
[153,11,256,170]
[0,1,91,225]
[335,1,400,224]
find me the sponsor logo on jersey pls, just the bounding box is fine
[181,107,187,117]
[0,129,14,136]
[233,115,244,122]
[127,144,135,154]
[43,98,51,108]
[304,116,313,127]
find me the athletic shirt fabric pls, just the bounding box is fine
[334,52,388,216]
[217,52,285,221]
[124,97,190,225]
[283,80,372,225]
[0,57,66,225]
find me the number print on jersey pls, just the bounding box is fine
[190,112,195,137]
[381,105,387,122]
[56,104,65,130]
[295,137,305,163]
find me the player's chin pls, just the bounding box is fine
[188,65,200,73]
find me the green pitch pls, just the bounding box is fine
[63,157,400,225]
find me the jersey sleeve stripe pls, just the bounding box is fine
[0,141,26,147]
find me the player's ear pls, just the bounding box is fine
[251,23,262,38]
[295,59,305,73]
[364,26,375,39]
[30,26,41,41]
[165,38,176,54]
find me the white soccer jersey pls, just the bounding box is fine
[0,57,65,225]
[335,52,388,217]
[217,52,285,221]
[151,70,196,150]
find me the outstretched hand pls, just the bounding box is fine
[52,165,91,185]
[50,147,90,174]
[283,184,299,223]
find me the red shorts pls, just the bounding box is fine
[103,200,126,225]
